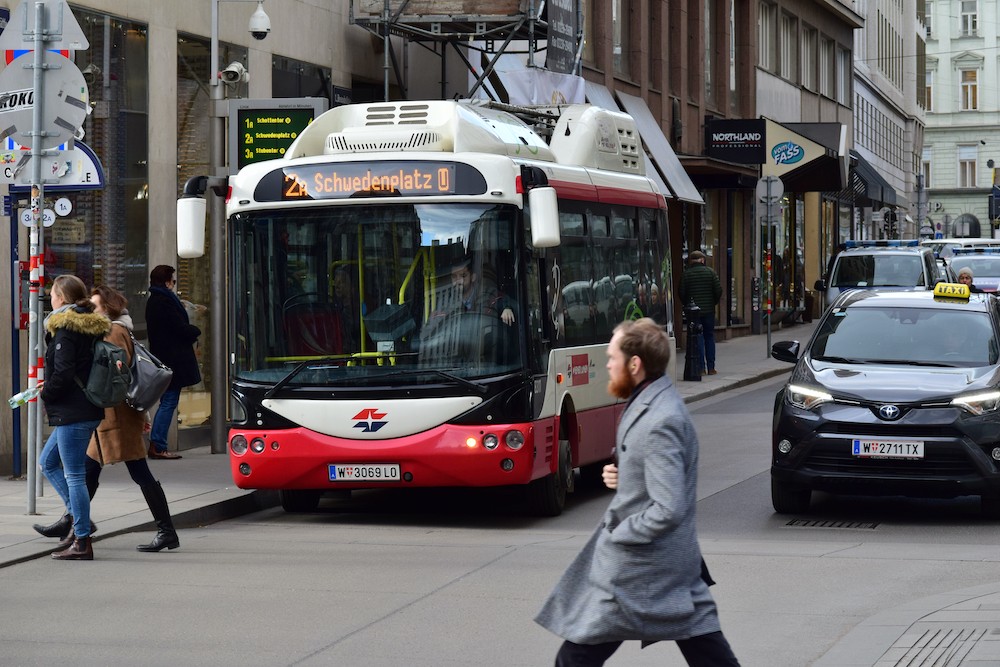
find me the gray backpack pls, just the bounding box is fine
[75,338,132,408]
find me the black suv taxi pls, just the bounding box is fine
[770,283,1000,517]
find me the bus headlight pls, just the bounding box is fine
[231,435,248,455]
[504,430,525,450]
[483,433,499,450]
[250,438,266,453]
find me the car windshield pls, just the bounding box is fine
[832,254,925,287]
[811,306,999,367]
[948,255,1000,279]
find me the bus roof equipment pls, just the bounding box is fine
[284,100,646,178]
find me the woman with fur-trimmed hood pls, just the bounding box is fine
[37,274,109,561]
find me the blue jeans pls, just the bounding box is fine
[40,419,101,538]
[696,312,717,373]
[150,389,180,453]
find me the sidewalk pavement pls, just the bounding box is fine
[2,319,998,665]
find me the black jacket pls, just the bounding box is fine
[40,306,110,426]
[145,286,201,390]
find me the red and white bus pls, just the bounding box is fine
[178,100,675,515]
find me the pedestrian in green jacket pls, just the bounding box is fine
[679,251,721,375]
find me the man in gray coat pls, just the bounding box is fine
[535,318,739,666]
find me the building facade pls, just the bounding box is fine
[923,0,999,240]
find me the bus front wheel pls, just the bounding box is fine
[526,438,572,517]
[280,489,322,513]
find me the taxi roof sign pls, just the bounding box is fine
[934,282,971,299]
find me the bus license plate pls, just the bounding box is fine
[329,463,401,482]
[851,439,923,459]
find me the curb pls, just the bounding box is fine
[1,489,280,569]
[681,366,791,404]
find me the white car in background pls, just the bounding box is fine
[816,240,939,303]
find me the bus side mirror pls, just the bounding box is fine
[529,187,560,248]
[814,279,826,291]
[177,196,207,259]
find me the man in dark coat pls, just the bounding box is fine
[535,318,739,666]
[679,250,722,375]
[145,265,201,459]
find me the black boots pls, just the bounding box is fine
[136,481,179,552]
[51,536,93,560]
[33,513,97,540]
[32,513,73,538]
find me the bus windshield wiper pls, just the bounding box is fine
[393,368,487,394]
[265,357,340,398]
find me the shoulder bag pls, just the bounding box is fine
[126,333,174,412]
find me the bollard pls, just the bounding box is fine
[683,299,703,381]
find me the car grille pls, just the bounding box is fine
[803,442,977,477]
[821,423,959,439]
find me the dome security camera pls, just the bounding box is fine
[249,1,270,41]
[219,61,249,85]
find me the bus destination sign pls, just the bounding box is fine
[269,161,488,201]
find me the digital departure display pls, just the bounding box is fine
[258,161,491,202]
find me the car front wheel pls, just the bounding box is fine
[771,478,811,514]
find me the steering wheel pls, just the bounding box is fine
[283,292,322,310]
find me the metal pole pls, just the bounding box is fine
[209,0,227,454]
[10,209,21,478]
[25,1,48,513]
[765,179,773,354]
[383,0,390,101]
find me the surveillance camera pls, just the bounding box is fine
[249,1,270,40]
[219,62,249,85]
[82,63,101,79]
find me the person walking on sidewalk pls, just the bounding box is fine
[145,265,201,460]
[37,275,109,561]
[680,250,722,375]
[86,286,179,552]
[535,318,740,666]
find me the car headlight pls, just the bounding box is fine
[786,384,833,410]
[951,391,1000,415]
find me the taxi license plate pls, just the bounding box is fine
[328,463,401,482]
[851,439,924,459]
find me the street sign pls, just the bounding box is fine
[755,175,783,203]
[19,207,53,226]
[6,141,104,190]
[0,50,88,150]
[0,0,88,53]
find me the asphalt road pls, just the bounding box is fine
[3,378,1000,666]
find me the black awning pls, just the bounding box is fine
[851,150,898,208]
[778,153,846,192]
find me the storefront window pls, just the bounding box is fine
[48,12,148,309]
[173,34,246,429]
[699,194,720,319]
[272,56,332,101]
[729,191,746,326]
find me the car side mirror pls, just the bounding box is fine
[814,279,826,291]
[771,340,800,363]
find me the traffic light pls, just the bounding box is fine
[883,210,898,238]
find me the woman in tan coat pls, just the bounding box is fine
[87,285,179,552]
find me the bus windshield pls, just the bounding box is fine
[231,202,523,385]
